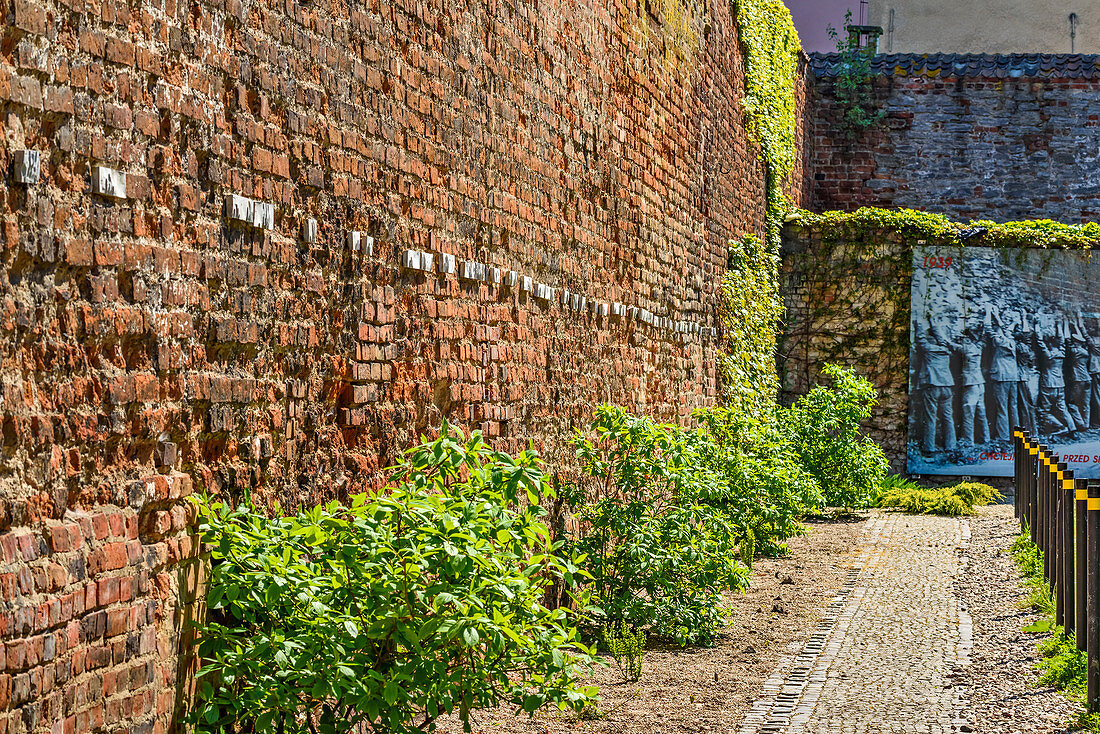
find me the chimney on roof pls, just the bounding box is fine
[847,24,884,54]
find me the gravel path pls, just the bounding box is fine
[739,512,970,734]
[434,507,1087,733]
[957,505,1082,734]
[740,506,1086,733]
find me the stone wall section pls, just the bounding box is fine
[0,0,814,730]
[812,55,1100,223]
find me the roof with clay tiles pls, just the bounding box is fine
[809,52,1100,80]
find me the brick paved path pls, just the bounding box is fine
[739,512,973,734]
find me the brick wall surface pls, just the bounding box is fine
[812,55,1100,222]
[0,0,813,730]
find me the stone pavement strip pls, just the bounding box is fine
[738,512,973,734]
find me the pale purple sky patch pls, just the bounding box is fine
[784,0,861,53]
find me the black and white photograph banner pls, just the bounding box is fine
[908,245,1100,477]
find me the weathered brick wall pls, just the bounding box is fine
[811,53,1100,223]
[0,0,814,730]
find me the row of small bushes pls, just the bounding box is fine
[877,476,1001,516]
[188,364,889,733]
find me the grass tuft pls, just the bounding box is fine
[1010,531,1098,731]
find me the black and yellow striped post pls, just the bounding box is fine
[1077,477,1089,652]
[1020,435,1029,534]
[1030,441,1040,541]
[1040,448,1052,579]
[1014,429,1022,522]
[1087,481,1100,713]
[1060,463,1075,633]
[1054,462,1067,624]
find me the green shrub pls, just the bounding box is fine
[880,473,924,494]
[879,481,1001,517]
[191,425,596,734]
[780,364,889,509]
[695,408,822,556]
[602,623,645,681]
[568,406,750,646]
[1038,632,1087,698]
[1010,532,1091,724]
[952,481,1003,507]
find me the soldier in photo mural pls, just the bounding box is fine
[1067,314,1092,434]
[987,305,1018,441]
[1015,313,1039,437]
[956,308,988,446]
[1089,317,1100,429]
[1037,316,1075,436]
[914,313,956,454]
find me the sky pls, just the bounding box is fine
[784,0,863,53]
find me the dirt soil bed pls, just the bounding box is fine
[435,515,868,734]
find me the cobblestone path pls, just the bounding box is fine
[739,512,973,734]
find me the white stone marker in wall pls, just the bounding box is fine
[13,150,40,184]
[302,218,318,244]
[251,201,275,230]
[91,166,127,199]
[402,250,434,272]
[439,253,456,275]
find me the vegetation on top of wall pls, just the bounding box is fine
[788,207,1100,250]
[825,11,885,138]
[733,0,802,248]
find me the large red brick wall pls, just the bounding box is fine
[0,0,813,729]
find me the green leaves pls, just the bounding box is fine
[779,364,889,510]
[567,407,750,646]
[733,0,801,247]
[189,424,595,734]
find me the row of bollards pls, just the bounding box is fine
[1014,429,1100,712]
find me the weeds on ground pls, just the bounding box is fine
[1010,532,1098,731]
[1009,533,1055,616]
[878,480,1001,516]
[603,623,645,682]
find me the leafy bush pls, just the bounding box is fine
[191,426,596,734]
[695,408,822,556]
[567,406,749,646]
[880,473,924,494]
[780,364,888,509]
[602,623,645,681]
[1010,532,1090,723]
[1037,632,1087,698]
[879,481,1001,517]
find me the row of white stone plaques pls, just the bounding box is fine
[9,154,718,340]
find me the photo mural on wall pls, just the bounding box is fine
[908,246,1100,477]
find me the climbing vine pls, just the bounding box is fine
[791,208,1100,250]
[733,0,801,249]
[718,234,783,419]
[826,12,885,138]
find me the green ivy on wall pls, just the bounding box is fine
[733,0,801,249]
[791,208,1100,250]
[719,233,783,419]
